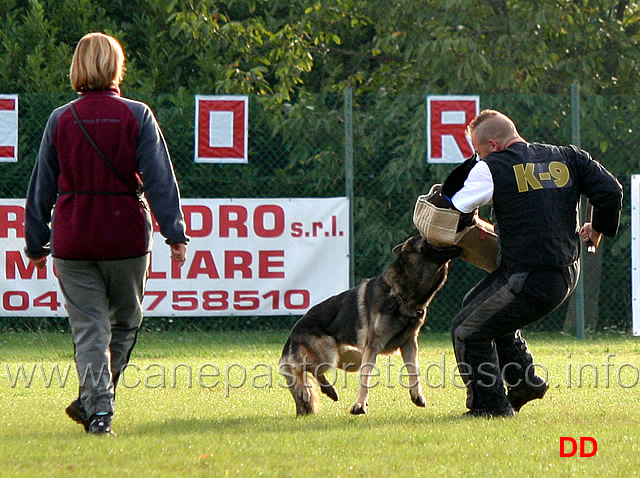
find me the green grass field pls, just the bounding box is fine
[1,330,639,477]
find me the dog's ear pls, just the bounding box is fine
[393,235,423,255]
[392,237,411,255]
[392,241,406,255]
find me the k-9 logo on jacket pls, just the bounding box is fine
[513,161,573,192]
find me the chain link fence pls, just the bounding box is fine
[2,89,634,335]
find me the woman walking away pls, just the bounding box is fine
[24,32,189,436]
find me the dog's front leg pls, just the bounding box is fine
[350,346,380,415]
[400,338,426,407]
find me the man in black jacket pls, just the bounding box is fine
[447,109,622,417]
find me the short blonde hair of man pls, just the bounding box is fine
[466,109,518,144]
[70,32,125,92]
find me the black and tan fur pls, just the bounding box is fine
[279,236,460,416]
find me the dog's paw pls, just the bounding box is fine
[411,393,426,408]
[349,402,367,415]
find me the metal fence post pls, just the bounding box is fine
[344,87,355,288]
[572,82,586,340]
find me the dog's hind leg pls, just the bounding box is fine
[400,337,426,407]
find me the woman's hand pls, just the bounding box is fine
[170,242,187,265]
[29,256,48,269]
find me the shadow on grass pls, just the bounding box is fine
[129,412,477,437]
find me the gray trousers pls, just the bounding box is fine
[56,255,150,418]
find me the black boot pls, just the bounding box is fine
[87,413,116,436]
[508,379,549,412]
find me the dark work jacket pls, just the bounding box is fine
[25,89,189,260]
[483,142,622,272]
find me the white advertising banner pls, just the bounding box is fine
[0,197,350,317]
[631,175,640,336]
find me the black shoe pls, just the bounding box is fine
[462,407,516,418]
[508,382,549,412]
[65,398,89,432]
[87,414,115,436]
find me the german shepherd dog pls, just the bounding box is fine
[279,235,460,416]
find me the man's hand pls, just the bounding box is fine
[170,242,187,265]
[579,222,602,253]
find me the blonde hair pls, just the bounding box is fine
[70,33,125,92]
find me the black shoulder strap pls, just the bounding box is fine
[70,103,139,197]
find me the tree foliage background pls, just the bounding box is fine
[4,0,640,96]
[1,0,639,332]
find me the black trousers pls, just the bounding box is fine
[451,261,579,411]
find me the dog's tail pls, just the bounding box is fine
[279,348,320,416]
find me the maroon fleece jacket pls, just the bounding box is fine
[25,89,189,260]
